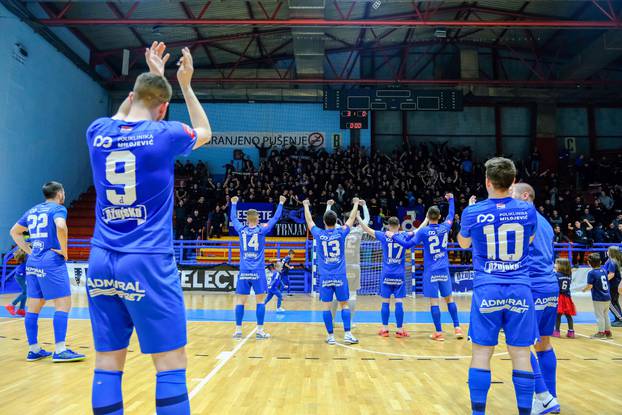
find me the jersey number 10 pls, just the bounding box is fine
[483,223,525,261]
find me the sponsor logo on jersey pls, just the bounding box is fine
[534,295,559,310]
[430,273,449,283]
[433,252,446,261]
[93,135,113,148]
[382,277,404,286]
[117,134,155,149]
[479,297,529,314]
[238,272,260,280]
[484,260,522,273]
[26,266,46,278]
[476,214,495,223]
[321,278,345,287]
[87,278,145,301]
[102,205,147,225]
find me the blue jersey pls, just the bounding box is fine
[587,268,611,302]
[556,272,572,297]
[231,203,283,271]
[311,226,350,277]
[86,118,197,254]
[269,271,283,291]
[17,202,67,258]
[459,197,537,288]
[528,212,557,292]
[605,259,621,283]
[281,255,291,275]
[374,231,408,276]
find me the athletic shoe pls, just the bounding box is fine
[5,304,16,316]
[344,333,359,344]
[16,309,25,317]
[591,332,606,339]
[454,327,464,339]
[430,332,445,342]
[396,329,410,338]
[276,307,286,312]
[52,349,86,363]
[531,395,561,415]
[605,330,613,339]
[612,320,622,327]
[26,349,52,362]
[232,331,242,339]
[552,330,560,338]
[378,329,389,337]
[256,331,271,340]
[326,335,336,345]
[566,330,575,339]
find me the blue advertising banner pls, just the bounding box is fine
[229,203,308,237]
[451,268,474,293]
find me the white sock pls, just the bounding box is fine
[257,325,264,333]
[536,391,552,401]
[29,344,41,353]
[55,341,67,353]
[345,331,352,336]
[235,326,242,333]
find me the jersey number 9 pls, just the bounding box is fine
[106,151,137,205]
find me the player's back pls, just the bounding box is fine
[417,223,451,272]
[345,227,363,264]
[374,231,407,275]
[86,117,196,254]
[238,225,268,270]
[529,212,556,291]
[19,201,66,259]
[313,226,350,277]
[460,197,537,287]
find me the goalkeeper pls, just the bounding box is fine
[327,199,369,325]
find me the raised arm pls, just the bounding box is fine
[392,232,416,248]
[177,47,212,149]
[356,214,376,238]
[303,199,316,230]
[9,224,31,255]
[360,200,370,226]
[344,197,360,228]
[444,193,455,225]
[263,195,286,234]
[325,199,335,213]
[230,196,243,232]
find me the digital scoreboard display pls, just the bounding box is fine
[339,110,368,129]
[324,88,463,111]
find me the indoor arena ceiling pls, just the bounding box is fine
[4,0,622,102]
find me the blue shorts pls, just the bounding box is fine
[422,270,453,298]
[469,283,538,347]
[319,275,349,302]
[236,269,267,295]
[25,251,71,300]
[87,246,187,354]
[380,274,406,299]
[532,290,559,337]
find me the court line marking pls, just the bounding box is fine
[188,327,257,401]
[0,319,21,325]
[334,341,508,360]
[572,330,622,348]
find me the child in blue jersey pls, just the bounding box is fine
[458,157,538,415]
[393,194,464,341]
[358,216,411,338]
[511,182,561,415]
[10,182,85,363]
[5,249,28,317]
[303,198,360,345]
[85,43,212,415]
[265,262,286,312]
[583,253,613,339]
[230,195,285,339]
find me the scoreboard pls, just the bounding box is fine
[324,88,463,111]
[339,110,368,129]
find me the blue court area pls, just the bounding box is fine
[0,307,599,324]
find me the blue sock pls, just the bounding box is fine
[342,308,352,332]
[512,370,535,415]
[276,294,282,309]
[256,303,266,326]
[322,310,334,334]
[430,305,442,332]
[537,349,557,397]
[156,369,190,415]
[24,312,39,346]
[92,369,124,415]
[447,302,460,327]
[530,352,547,394]
[468,368,491,415]
[235,304,244,326]
[395,302,404,328]
[381,302,390,326]
[53,311,69,344]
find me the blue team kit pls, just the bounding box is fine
[18,202,71,300]
[374,230,407,299]
[85,117,197,354]
[312,225,351,302]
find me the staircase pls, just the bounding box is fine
[67,187,96,261]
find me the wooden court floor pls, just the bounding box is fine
[1,293,621,414]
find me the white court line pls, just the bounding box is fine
[572,330,622,348]
[334,341,509,360]
[188,327,257,401]
[0,319,21,325]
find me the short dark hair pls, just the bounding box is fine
[485,157,516,190]
[323,210,337,227]
[427,206,441,221]
[388,217,400,227]
[588,253,601,268]
[42,181,63,199]
[288,249,295,255]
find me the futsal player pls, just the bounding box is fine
[511,183,561,414]
[392,193,464,341]
[458,158,538,415]
[10,181,85,362]
[265,261,285,312]
[327,198,370,325]
[281,249,295,295]
[303,198,360,345]
[357,216,410,337]
[230,195,286,339]
[85,43,212,415]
